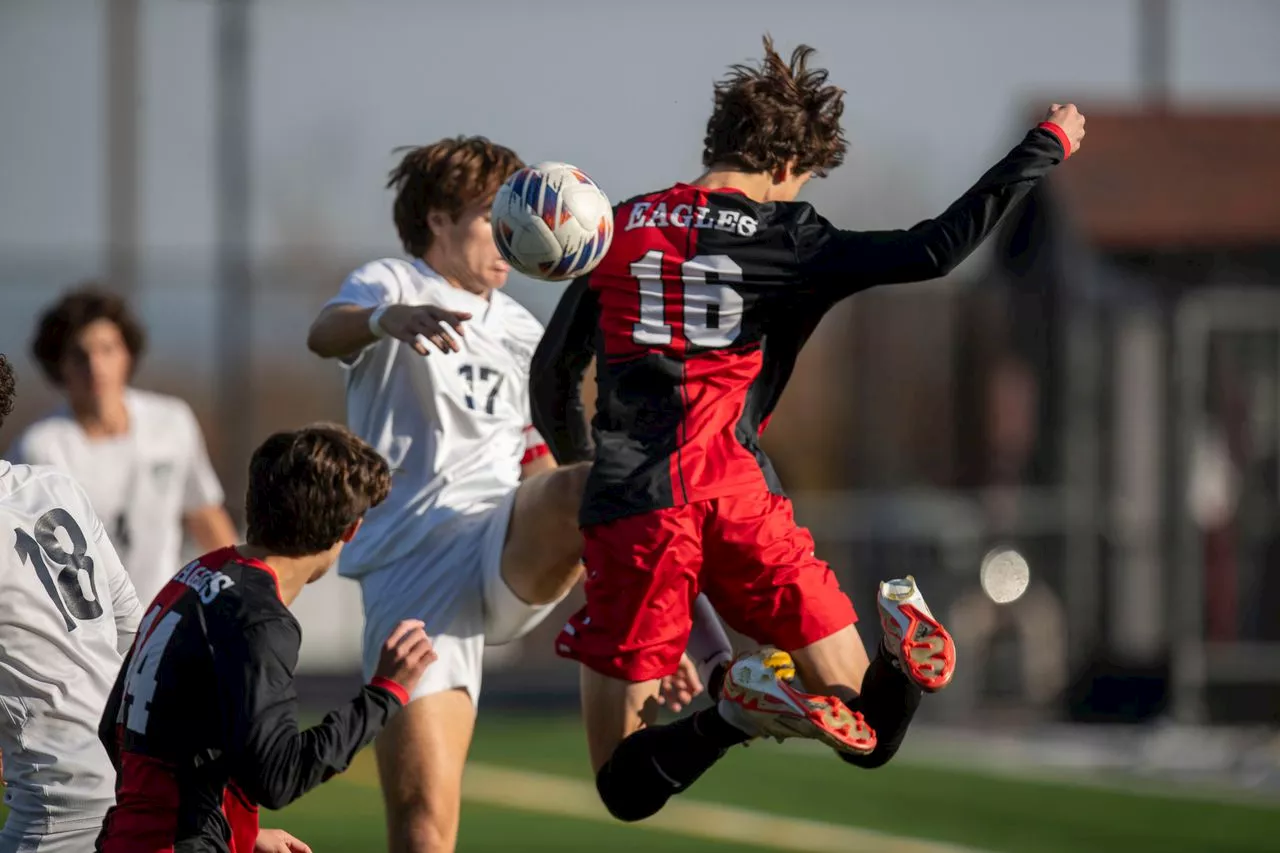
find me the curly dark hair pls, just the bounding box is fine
[0,354,15,430]
[387,136,524,258]
[246,423,392,557]
[30,286,146,385]
[702,35,847,178]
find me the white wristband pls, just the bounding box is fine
[368,304,392,339]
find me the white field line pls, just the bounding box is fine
[341,752,991,852]
[457,762,992,853]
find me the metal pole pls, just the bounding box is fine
[1172,297,1208,723]
[1138,0,1171,111]
[1111,312,1165,662]
[1063,287,1101,679]
[1140,0,1196,719]
[215,0,252,525]
[106,0,140,296]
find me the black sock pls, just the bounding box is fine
[691,704,752,747]
[595,707,747,822]
[839,649,922,770]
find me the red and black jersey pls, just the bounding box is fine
[531,126,1068,526]
[95,547,407,853]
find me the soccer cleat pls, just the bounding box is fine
[877,575,956,692]
[717,648,876,756]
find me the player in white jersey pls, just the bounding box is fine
[306,137,601,853]
[7,288,238,605]
[0,352,142,853]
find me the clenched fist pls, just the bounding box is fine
[1044,103,1086,156]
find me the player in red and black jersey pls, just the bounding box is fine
[95,425,437,853]
[531,36,1085,822]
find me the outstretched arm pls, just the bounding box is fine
[798,105,1085,298]
[307,262,471,361]
[220,617,429,810]
[308,303,471,361]
[530,276,600,465]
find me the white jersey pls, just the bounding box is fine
[0,460,141,831]
[9,389,226,605]
[324,258,548,589]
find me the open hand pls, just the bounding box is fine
[375,619,437,695]
[656,653,705,713]
[375,304,471,356]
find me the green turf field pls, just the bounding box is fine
[5,714,1278,851]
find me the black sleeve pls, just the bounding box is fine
[219,617,404,811]
[530,275,600,465]
[796,126,1068,298]
[98,651,131,771]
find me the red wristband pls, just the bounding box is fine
[520,443,551,465]
[1037,121,1071,159]
[370,676,410,706]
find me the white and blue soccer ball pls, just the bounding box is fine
[492,161,614,282]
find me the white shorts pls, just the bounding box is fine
[0,813,105,853]
[358,490,565,705]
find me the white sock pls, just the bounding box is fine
[688,594,733,690]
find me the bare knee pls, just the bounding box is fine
[385,797,461,853]
[789,624,871,700]
[536,462,588,565]
[502,462,589,604]
[375,691,473,853]
[379,754,464,853]
[548,462,589,521]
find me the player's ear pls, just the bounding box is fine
[427,209,451,237]
[340,517,364,544]
[771,161,793,185]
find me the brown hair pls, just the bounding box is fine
[30,286,147,386]
[387,136,524,257]
[245,424,392,557]
[702,36,847,177]
[0,354,15,430]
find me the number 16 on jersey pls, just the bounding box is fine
[630,251,746,351]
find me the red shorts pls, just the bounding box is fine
[556,490,857,681]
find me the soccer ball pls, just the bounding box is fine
[492,162,614,282]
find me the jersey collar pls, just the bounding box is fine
[411,258,493,318]
[410,257,436,279]
[674,182,749,198]
[215,546,284,601]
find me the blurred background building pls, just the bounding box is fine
[3,0,1280,766]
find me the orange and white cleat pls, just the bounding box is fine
[717,648,876,756]
[878,576,956,692]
